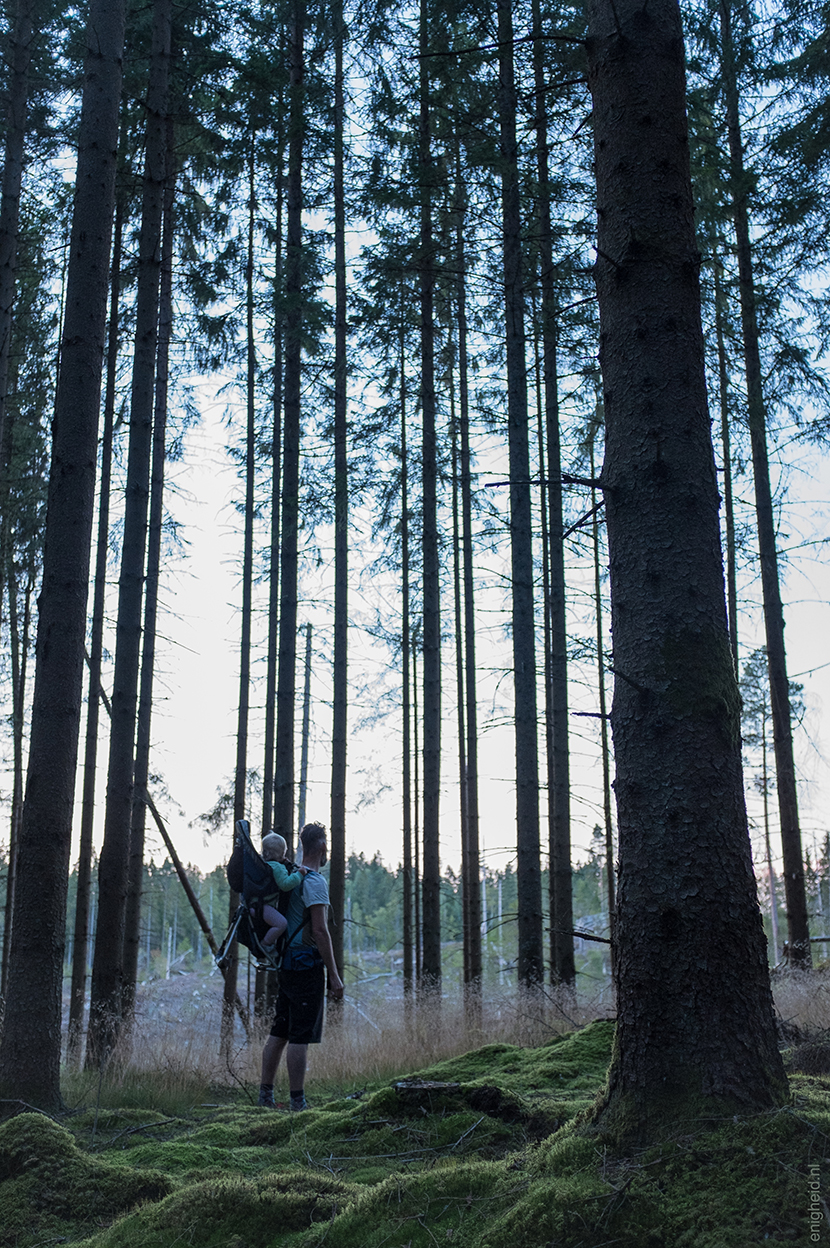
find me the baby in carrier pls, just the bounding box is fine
[260,832,307,948]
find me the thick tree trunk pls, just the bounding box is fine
[0,0,126,1110]
[67,198,124,1065]
[0,0,35,460]
[419,0,441,987]
[586,0,787,1136]
[87,0,171,1066]
[273,0,305,851]
[498,0,543,987]
[329,5,347,978]
[719,0,810,967]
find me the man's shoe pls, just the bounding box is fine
[289,1095,308,1112]
[257,1091,276,1108]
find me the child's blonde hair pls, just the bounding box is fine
[261,832,287,862]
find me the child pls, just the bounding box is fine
[260,832,307,947]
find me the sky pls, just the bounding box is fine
[56,379,830,898]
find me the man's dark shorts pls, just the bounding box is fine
[271,963,325,1045]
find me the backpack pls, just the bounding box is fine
[216,820,307,973]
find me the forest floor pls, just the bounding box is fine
[2,972,829,1247]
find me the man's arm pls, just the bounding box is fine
[308,904,344,999]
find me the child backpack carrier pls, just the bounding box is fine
[215,820,306,973]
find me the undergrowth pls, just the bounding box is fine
[1,1012,827,1248]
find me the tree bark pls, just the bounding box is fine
[498,0,543,987]
[0,0,126,1110]
[87,0,171,1066]
[262,50,285,840]
[122,126,176,1021]
[273,0,305,851]
[531,0,574,987]
[400,326,414,997]
[713,257,738,670]
[419,0,441,988]
[719,0,810,967]
[67,196,124,1065]
[0,0,36,461]
[586,0,787,1136]
[454,169,482,993]
[222,130,259,1056]
[329,3,347,978]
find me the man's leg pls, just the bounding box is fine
[259,1034,287,1105]
[286,1042,308,1109]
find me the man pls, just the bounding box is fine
[258,821,344,1110]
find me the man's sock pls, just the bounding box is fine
[290,1088,304,1100]
[261,1084,274,1095]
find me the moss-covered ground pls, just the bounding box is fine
[1,1019,826,1247]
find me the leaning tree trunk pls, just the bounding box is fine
[719,0,810,967]
[329,2,348,979]
[67,197,124,1065]
[0,0,126,1111]
[586,0,787,1138]
[498,0,543,987]
[419,0,441,988]
[87,0,171,1067]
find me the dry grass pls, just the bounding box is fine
[61,967,612,1110]
[772,964,830,1035]
[61,962,830,1113]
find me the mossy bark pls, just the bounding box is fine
[585,0,787,1138]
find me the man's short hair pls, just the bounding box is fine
[300,821,327,856]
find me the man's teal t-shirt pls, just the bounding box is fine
[285,869,330,950]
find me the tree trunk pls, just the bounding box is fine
[713,258,738,671]
[531,0,573,987]
[455,172,482,993]
[401,326,414,997]
[719,0,810,967]
[273,0,305,851]
[298,621,312,829]
[329,3,347,977]
[590,428,615,942]
[419,0,441,988]
[262,61,285,840]
[67,197,124,1065]
[87,0,171,1067]
[0,0,126,1110]
[122,127,176,1021]
[222,130,259,1057]
[586,0,787,1137]
[0,0,35,461]
[498,0,542,987]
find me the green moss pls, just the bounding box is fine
[0,1113,172,1247]
[73,1170,356,1248]
[4,1023,827,1248]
